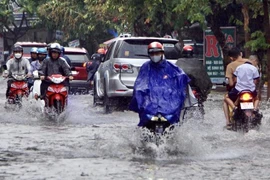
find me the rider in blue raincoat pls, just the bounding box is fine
[129,42,190,127]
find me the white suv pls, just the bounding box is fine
[93,37,181,113]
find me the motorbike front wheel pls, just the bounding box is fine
[54,100,63,115]
[15,95,23,109]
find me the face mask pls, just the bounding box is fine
[150,55,162,63]
[14,53,22,59]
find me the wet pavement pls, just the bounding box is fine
[0,78,270,180]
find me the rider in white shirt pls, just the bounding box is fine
[226,61,260,111]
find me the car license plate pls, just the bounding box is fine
[240,102,254,109]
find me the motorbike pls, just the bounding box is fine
[229,90,263,132]
[142,114,174,146]
[29,70,45,110]
[29,70,42,100]
[44,74,68,117]
[179,85,203,121]
[5,74,29,109]
[140,85,198,146]
[190,86,205,116]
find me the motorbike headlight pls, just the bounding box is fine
[11,84,17,88]
[47,86,54,92]
[22,83,28,88]
[164,114,173,121]
[60,87,67,92]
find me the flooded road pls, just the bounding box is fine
[0,77,270,180]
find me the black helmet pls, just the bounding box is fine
[91,53,102,61]
[13,45,23,52]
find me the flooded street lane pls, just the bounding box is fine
[0,78,270,179]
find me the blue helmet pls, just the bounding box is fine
[37,48,47,55]
[61,46,65,53]
[30,47,38,54]
[37,48,47,61]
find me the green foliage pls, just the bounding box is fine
[229,16,244,26]
[173,0,211,24]
[245,31,270,51]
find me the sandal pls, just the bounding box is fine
[226,123,233,130]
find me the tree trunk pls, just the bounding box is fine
[241,4,251,57]
[262,0,270,100]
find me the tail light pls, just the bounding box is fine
[240,92,253,101]
[83,62,87,67]
[113,63,133,73]
[192,89,200,99]
[192,90,197,95]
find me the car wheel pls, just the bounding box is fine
[103,93,111,114]
[93,80,103,107]
[103,82,113,114]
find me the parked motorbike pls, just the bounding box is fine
[229,90,262,132]
[44,74,68,116]
[5,74,29,109]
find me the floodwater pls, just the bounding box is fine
[0,77,270,180]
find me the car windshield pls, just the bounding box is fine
[22,46,47,54]
[65,53,90,62]
[115,40,181,59]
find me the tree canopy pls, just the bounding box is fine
[2,0,270,98]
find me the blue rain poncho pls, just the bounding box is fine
[129,59,190,126]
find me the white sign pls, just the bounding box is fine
[10,0,21,12]
[0,34,4,62]
[68,39,80,47]
[55,30,63,40]
[240,102,254,110]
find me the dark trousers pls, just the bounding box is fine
[40,81,50,99]
[28,78,34,89]
[6,80,12,98]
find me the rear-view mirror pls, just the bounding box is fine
[2,65,7,70]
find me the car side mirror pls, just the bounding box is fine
[2,65,7,70]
